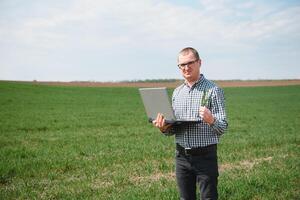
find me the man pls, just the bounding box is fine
[153,47,228,200]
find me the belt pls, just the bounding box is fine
[176,143,216,156]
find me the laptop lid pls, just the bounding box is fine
[139,87,201,124]
[139,87,176,123]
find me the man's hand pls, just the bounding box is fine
[152,113,172,132]
[200,106,215,125]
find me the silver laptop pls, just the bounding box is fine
[139,87,200,124]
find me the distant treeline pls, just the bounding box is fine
[118,79,299,83]
[120,79,181,83]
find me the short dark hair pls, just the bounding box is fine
[178,47,200,61]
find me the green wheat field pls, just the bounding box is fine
[0,81,299,199]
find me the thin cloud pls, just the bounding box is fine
[3,0,299,48]
[0,0,299,81]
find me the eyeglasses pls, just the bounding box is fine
[177,59,198,69]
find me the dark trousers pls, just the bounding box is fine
[175,145,219,200]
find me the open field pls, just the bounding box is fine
[2,79,300,88]
[0,81,299,199]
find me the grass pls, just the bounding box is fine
[0,81,299,199]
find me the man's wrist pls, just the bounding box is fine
[209,117,216,126]
[160,124,172,133]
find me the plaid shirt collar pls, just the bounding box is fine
[183,74,205,89]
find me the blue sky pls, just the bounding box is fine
[1,0,299,82]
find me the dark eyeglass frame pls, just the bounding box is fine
[177,59,198,69]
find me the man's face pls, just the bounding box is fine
[177,52,201,83]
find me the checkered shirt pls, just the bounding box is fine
[163,74,228,148]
